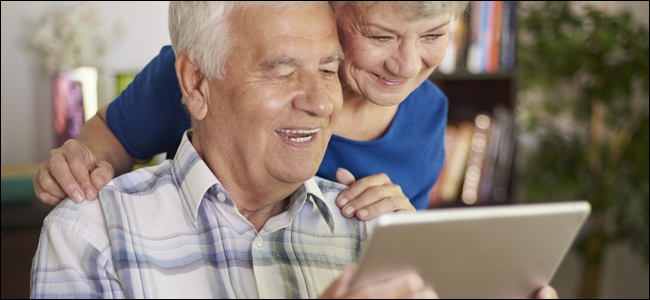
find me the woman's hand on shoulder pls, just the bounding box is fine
[335,168,415,221]
[33,139,114,205]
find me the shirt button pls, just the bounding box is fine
[217,192,226,202]
[255,237,264,247]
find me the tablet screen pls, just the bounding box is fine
[351,201,590,298]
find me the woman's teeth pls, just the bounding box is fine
[377,74,400,82]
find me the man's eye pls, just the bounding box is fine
[321,69,337,76]
[370,36,392,42]
[278,72,294,79]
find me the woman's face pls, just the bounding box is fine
[337,2,451,106]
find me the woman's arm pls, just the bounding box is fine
[34,46,186,205]
[33,104,148,205]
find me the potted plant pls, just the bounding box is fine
[516,2,649,298]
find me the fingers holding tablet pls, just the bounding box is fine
[536,285,559,299]
[320,263,437,299]
[347,272,437,299]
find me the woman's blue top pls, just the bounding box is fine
[107,46,447,209]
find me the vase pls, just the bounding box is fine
[52,66,98,148]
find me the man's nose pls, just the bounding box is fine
[292,73,335,118]
[386,40,421,79]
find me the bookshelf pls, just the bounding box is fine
[427,1,518,208]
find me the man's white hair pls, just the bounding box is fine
[168,1,322,80]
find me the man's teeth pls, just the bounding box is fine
[288,136,312,143]
[276,129,319,134]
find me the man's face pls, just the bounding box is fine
[202,3,343,187]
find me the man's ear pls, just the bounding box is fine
[175,49,209,121]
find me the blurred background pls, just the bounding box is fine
[1,1,648,299]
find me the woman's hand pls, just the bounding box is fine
[335,168,415,221]
[33,139,114,205]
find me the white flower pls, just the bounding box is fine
[33,2,123,73]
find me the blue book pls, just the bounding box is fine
[500,1,516,71]
[479,1,489,73]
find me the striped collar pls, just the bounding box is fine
[170,130,336,232]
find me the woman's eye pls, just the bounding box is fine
[423,34,442,41]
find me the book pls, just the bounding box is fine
[484,1,495,73]
[466,1,482,74]
[488,1,504,74]
[491,106,516,202]
[429,109,516,207]
[443,1,516,74]
[478,112,501,201]
[429,122,475,207]
[500,1,516,71]
[461,114,492,205]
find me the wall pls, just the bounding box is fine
[1,1,170,164]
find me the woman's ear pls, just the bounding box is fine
[175,49,209,121]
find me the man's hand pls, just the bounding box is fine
[335,168,416,221]
[33,139,114,205]
[536,285,559,299]
[319,263,438,299]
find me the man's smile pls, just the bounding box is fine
[275,128,320,143]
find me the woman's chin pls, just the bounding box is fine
[363,90,409,107]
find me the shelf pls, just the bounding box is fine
[430,71,513,81]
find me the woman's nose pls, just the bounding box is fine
[386,41,421,79]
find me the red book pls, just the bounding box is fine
[489,1,503,74]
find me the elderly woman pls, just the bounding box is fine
[35,1,460,220]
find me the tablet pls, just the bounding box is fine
[351,201,591,298]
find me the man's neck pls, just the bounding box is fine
[190,130,299,232]
[236,196,291,231]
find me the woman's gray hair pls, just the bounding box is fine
[168,1,320,80]
[330,1,470,21]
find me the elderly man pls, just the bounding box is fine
[31,2,434,299]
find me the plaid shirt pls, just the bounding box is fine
[31,131,372,299]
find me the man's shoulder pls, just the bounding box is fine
[43,195,110,251]
[311,176,376,228]
[103,160,175,195]
[43,161,177,246]
[313,176,348,195]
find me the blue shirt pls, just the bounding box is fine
[31,130,372,299]
[107,46,447,209]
